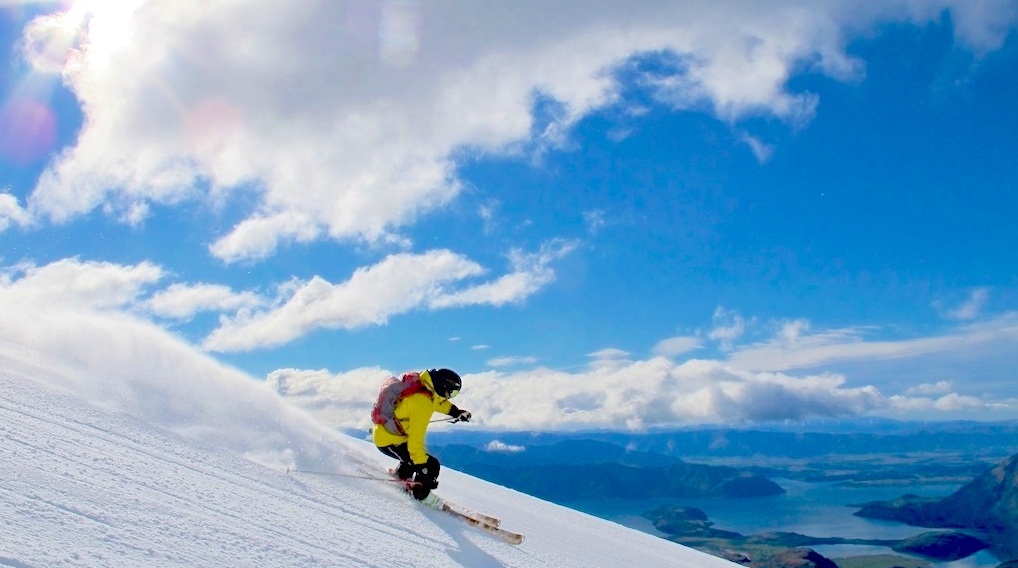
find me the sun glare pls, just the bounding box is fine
[16,0,147,74]
[65,0,145,55]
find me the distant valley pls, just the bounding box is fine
[430,419,1018,568]
[435,439,784,500]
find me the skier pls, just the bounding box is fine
[372,368,471,502]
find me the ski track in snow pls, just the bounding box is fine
[1,370,738,567]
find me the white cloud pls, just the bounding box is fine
[202,243,575,352]
[485,440,525,453]
[588,348,630,360]
[478,201,499,236]
[265,367,391,429]
[487,356,540,368]
[726,326,917,371]
[944,0,1018,52]
[739,132,775,163]
[939,287,989,320]
[0,193,33,231]
[932,392,986,411]
[147,282,264,320]
[17,10,82,74]
[2,251,571,355]
[429,239,577,309]
[0,257,162,310]
[203,249,485,352]
[887,392,989,413]
[725,315,1018,372]
[474,357,874,429]
[708,306,747,350]
[269,354,1018,431]
[21,1,1015,261]
[583,209,606,234]
[586,348,632,371]
[903,380,955,396]
[208,211,324,264]
[652,336,702,358]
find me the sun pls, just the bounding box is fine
[15,0,148,74]
[65,0,146,56]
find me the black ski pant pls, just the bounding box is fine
[377,443,440,500]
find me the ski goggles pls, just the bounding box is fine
[446,389,460,399]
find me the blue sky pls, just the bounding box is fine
[1,1,1017,430]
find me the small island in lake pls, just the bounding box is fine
[642,503,989,568]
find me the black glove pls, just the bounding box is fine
[449,405,472,423]
[413,457,440,490]
[394,461,415,481]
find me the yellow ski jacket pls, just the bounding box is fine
[371,370,454,465]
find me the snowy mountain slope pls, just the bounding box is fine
[0,347,738,567]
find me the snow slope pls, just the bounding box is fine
[0,342,738,567]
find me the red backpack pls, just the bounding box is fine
[371,372,433,435]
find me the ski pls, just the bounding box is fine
[430,497,524,545]
[386,468,500,525]
[437,499,501,527]
[387,468,522,544]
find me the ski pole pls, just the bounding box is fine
[285,467,416,484]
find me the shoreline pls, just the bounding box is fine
[561,480,1004,568]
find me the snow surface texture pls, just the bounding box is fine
[0,343,737,567]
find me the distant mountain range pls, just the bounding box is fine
[434,439,784,500]
[430,420,1018,503]
[854,452,1018,559]
[431,420,1018,459]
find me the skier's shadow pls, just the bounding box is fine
[425,511,506,567]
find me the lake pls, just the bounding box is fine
[562,479,1004,568]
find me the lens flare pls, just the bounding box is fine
[0,97,57,164]
[379,0,421,67]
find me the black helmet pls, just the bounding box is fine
[429,368,461,399]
